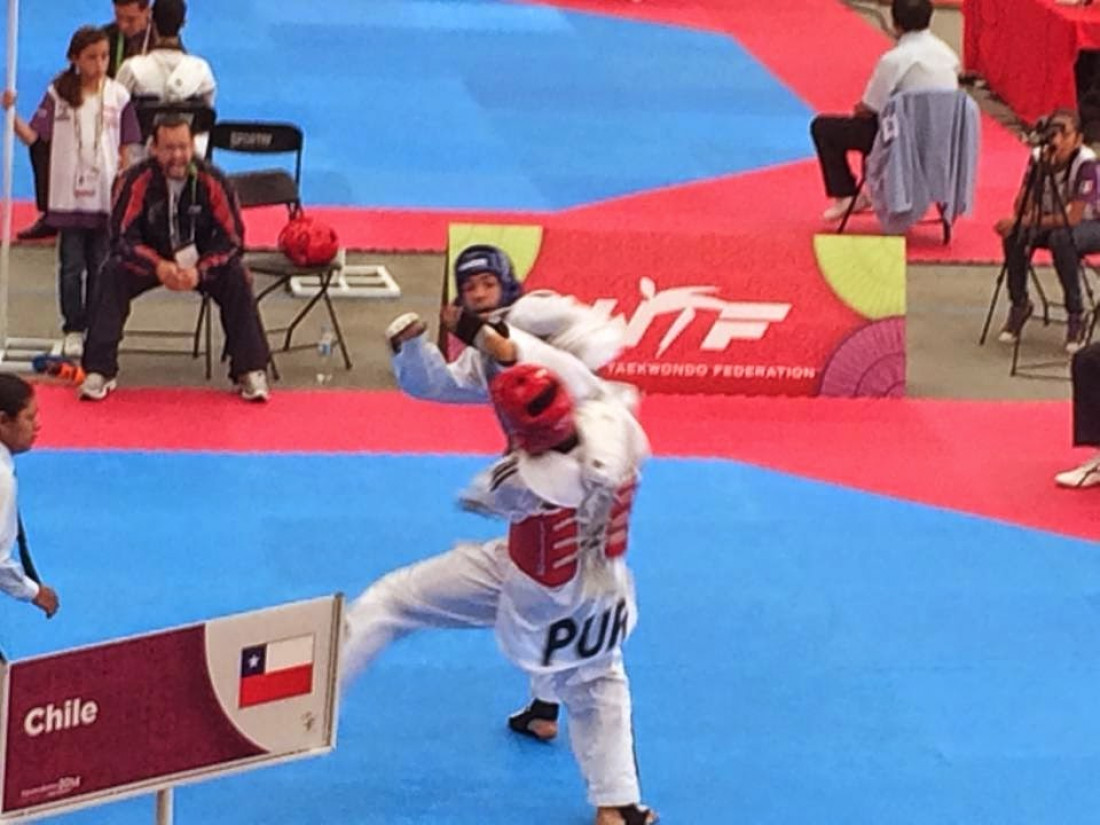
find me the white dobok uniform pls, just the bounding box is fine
[390,290,636,709]
[342,398,650,807]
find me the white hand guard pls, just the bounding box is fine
[386,312,424,353]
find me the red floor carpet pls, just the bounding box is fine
[32,385,1098,542]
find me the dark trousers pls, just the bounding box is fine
[29,140,49,213]
[1002,223,1100,316]
[83,257,271,380]
[810,114,879,198]
[1077,50,1100,144]
[1072,342,1100,446]
[58,228,109,334]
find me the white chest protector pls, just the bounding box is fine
[460,400,650,674]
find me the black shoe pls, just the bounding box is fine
[596,804,659,825]
[507,699,559,741]
[1066,312,1089,354]
[997,301,1033,343]
[16,217,56,241]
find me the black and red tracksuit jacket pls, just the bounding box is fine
[109,157,245,283]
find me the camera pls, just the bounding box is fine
[1025,116,1062,147]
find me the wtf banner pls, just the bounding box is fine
[446,225,906,397]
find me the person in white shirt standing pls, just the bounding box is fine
[810,0,959,221]
[116,0,215,108]
[116,0,213,106]
[116,0,216,159]
[0,376,60,643]
[2,26,143,359]
[342,362,656,825]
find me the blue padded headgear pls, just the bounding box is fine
[454,245,523,309]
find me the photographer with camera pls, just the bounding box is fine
[995,110,1099,354]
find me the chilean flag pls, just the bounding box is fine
[239,634,314,708]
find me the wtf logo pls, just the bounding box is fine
[591,278,791,356]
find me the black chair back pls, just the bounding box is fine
[209,121,304,185]
[135,102,217,152]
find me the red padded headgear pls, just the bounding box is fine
[278,213,340,267]
[490,365,575,455]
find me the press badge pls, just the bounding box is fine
[174,243,199,269]
[73,167,101,198]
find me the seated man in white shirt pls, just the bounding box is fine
[810,0,959,221]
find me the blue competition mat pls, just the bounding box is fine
[7,0,813,209]
[4,451,1099,825]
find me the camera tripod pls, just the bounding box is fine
[978,145,1099,375]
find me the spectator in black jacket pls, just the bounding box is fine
[80,115,271,403]
[106,0,157,78]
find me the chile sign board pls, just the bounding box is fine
[0,594,342,821]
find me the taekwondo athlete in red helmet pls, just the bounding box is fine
[341,363,656,825]
[384,244,635,740]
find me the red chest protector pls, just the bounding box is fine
[508,481,636,587]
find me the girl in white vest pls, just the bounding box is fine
[2,26,142,358]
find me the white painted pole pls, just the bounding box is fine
[155,788,173,825]
[0,0,20,348]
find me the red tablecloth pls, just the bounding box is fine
[964,0,1100,124]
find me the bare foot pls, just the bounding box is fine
[524,718,557,741]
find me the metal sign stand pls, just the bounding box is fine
[155,789,172,825]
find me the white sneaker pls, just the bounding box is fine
[1054,452,1100,489]
[238,370,270,403]
[78,372,116,401]
[822,192,871,222]
[61,332,83,359]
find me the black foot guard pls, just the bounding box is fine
[507,699,560,740]
[617,805,658,825]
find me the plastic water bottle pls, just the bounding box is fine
[316,324,335,386]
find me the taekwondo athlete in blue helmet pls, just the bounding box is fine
[383,244,632,742]
[387,244,633,409]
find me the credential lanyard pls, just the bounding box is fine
[171,170,199,248]
[73,81,105,168]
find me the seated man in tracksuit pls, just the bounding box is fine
[80,115,271,402]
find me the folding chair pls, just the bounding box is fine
[838,89,979,245]
[838,153,954,243]
[209,121,352,378]
[123,294,215,379]
[121,103,218,378]
[1007,261,1099,378]
[133,101,216,152]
